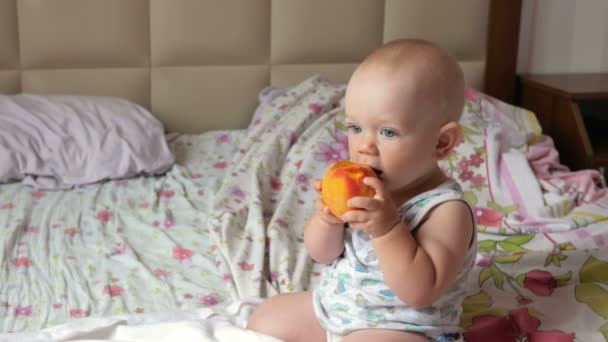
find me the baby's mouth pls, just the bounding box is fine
[371,167,383,179]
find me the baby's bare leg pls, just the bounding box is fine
[247,291,326,342]
[344,328,428,342]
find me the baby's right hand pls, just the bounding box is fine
[313,179,344,225]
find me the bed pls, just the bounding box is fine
[1,1,606,341]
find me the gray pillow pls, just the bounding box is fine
[0,94,175,189]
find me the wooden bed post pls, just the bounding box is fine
[484,0,523,104]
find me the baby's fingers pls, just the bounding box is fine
[316,199,343,223]
[347,196,382,211]
[363,177,386,199]
[341,209,367,225]
[322,207,344,224]
[313,179,322,192]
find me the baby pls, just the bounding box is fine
[248,39,476,342]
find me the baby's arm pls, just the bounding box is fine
[304,180,346,264]
[372,200,473,308]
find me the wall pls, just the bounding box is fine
[517,0,608,74]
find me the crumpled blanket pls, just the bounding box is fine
[528,134,608,205]
[0,299,280,342]
[207,76,345,300]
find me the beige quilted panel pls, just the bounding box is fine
[2,0,490,132]
[460,61,486,90]
[384,0,489,60]
[22,69,150,108]
[271,0,384,64]
[0,0,19,69]
[0,71,20,94]
[18,0,150,69]
[150,0,270,66]
[271,64,359,88]
[152,66,269,133]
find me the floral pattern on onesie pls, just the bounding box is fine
[313,180,477,339]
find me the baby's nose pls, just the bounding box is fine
[357,138,379,155]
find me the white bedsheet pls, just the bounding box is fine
[0,131,246,334]
[0,299,279,342]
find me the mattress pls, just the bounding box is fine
[0,130,245,333]
[2,76,608,342]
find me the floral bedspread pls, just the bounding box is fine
[2,75,607,341]
[451,90,608,342]
[0,130,245,333]
[208,76,608,341]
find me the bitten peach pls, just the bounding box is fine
[321,160,377,219]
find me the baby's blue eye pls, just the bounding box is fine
[348,124,362,134]
[381,128,397,138]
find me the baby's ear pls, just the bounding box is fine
[434,121,462,159]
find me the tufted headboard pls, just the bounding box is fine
[0,0,521,133]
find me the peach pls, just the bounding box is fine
[321,160,377,218]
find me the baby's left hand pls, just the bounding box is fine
[342,177,401,238]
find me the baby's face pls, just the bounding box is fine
[344,67,443,196]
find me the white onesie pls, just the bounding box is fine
[312,180,476,339]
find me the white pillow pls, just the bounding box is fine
[0,94,175,189]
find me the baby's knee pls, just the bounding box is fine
[247,303,275,334]
[246,308,264,331]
